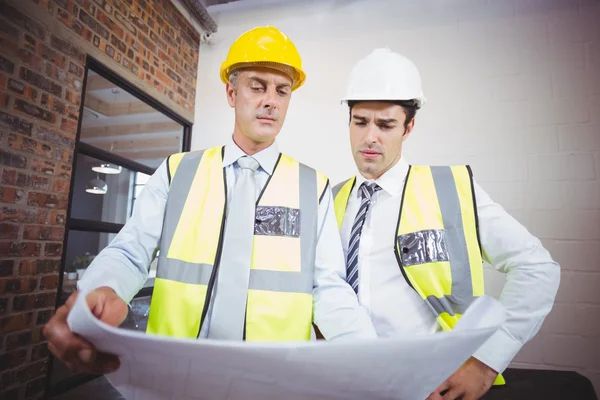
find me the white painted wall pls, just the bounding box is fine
[192,0,600,392]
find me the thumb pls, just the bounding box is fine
[86,287,129,327]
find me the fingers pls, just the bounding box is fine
[86,287,129,327]
[425,391,444,400]
[441,387,463,400]
[44,290,122,375]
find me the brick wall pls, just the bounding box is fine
[0,0,200,397]
[193,0,600,394]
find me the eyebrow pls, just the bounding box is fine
[248,76,291,90]
[352,115,368,122]
[376,118,398,124]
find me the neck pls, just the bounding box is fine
[232,129,273,156]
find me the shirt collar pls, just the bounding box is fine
[355,157,410,198]
[222,135,280,176]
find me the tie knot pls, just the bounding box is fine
[237,156,259,172]
[360,182,381,200]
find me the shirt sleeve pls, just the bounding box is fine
[471,180,561,373]
[77,159,170,303]
[312,184,379,340]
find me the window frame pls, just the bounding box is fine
[46,56,192,398]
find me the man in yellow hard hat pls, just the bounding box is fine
[332,48,560,400]
[44,26,377,375]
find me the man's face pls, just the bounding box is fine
[349,102,415,180]
[226,67,293,145]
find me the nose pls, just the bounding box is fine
[262,87,278,110]
[365,123,378,144]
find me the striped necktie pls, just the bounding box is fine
[346,182,381,294]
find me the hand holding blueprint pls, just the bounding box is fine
[67,294,506,400]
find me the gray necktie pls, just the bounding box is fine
[207,156,259,340]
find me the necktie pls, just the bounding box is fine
[207,156,259,340]
[346,182,381,294]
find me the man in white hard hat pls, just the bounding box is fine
[331,48,560,400]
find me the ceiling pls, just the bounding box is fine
[80,71,184,170]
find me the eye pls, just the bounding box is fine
[277,89,290,96]
[251,86,265,92]
[379,125,393,131]
[354,121,367,127]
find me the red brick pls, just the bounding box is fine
[116,11,136,35]
[60,117,78,134]
[7,78,39,102]
[97,8,124,40]
[57,7,74,27]
[0,298,7,316]
[23,225,65,241]
[0,3,45,39]
[30,158,57,176]
[0,349,27,370]
[72,19,94,42]
[44,243,63,257]
[0,73,7,89]
[50,34,85,63]
[128,13,148,35]
[35,259,60,274]
[40,43,68,69]
[14,360,48,383]
[56,163,72,179]
[0,278,36,294]
[12,293,56,312]
[0,207,48,224]
[18,260,37,276]
[0,91,9,108]
[40,93,67,116]
[0,149,27,169]
[5,327,43,350]
[2,169,17,185]
[36,309,53,325]
[20,67,63,97]
[39,273,58,289]
[36,126,75,147]
[67,61,84,78]
[30,343,49,362]
[0,241,41,257]
[14,98,58,125]
[8,134,54,160]
[0,223,20,240]
[65,89,81,106]
[52,179,71,194]
[0,260,14,277]
[27,192,68,209]
[44,62,69,86]
[0,187,25,204]
[48,210,66,226]
[67,104,79,120]
[0,312,34,333]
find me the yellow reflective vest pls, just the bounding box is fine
[147,146,329,341]
[333,165,505,385]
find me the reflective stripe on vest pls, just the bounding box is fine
[147,147,329,342]
[332,166,505,385]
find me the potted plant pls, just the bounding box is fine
[65,263,77,280]
[72,252,96,280]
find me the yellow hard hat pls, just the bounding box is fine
[220,26,306,91]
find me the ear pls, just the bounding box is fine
[226,82,235,108]
[402,118,416,142]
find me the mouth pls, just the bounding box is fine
[257,117,276,123]
[360,150,381,159]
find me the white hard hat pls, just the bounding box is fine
[341,48,426,109]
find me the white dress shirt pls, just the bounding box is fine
[79,136,377,341]
[339,158,560,373]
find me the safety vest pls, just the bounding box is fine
[147,146,329,342]
[333,165,505,385]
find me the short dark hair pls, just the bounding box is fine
[347,100,419,129]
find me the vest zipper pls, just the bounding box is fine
[394,165,415,291]
[197,163,228,338]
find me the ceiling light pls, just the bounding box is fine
[86,178,107,195]
[92,163,122,174]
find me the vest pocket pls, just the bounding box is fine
[397,229,449,267]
